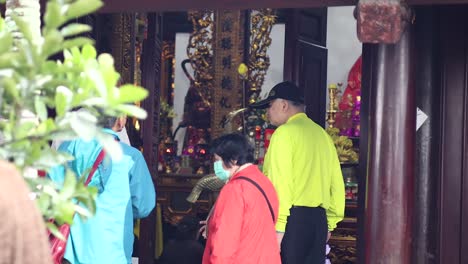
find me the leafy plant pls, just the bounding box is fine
[0,0,149,237]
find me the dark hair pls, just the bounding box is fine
[175,215,199,240]
[287,99,304,108]
[99,116,118,129]
[210,133,254,168]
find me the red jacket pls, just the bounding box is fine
[202,165,281,264]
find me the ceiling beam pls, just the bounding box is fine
[99,0,356,13]
[99,0,468,13]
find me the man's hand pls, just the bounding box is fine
[276,232,285,251]
[198,220,207,239]
[327,232,331,242]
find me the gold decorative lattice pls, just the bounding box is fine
[187,10,215,108]
[247,9,276,104]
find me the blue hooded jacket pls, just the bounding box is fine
[49,129,156,264]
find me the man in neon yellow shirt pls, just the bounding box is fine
[251,81,345,264]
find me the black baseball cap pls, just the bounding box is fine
[249,81,305,109]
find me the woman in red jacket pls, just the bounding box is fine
[202,133,281,264]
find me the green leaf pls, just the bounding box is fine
[0,33,13,54]
[97,53,114,68]
[87,69,107,97]
[68,110,98,141]
[115,104,148,119]
[55,86,73,116]
[63,49,73,61]
[66,0,104,19]
[2,78,19,101]
[18,119,37,134]
[61,170,78,200]
[55,201,76,225]
[74,204,92,218]
[82,44,97,60]
[36,193,52,216]
[60,23,92,38]
[62,37,94,50]
[116,85,149,104]
[46,222,65,241]
[81,97,107,107]
[36,148,74,168]
[42,29,63,58]
[34,96,48,121]
[44,1,65,30]
[11,15,33,45]
[0,51,20,69]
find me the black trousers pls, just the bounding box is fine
[281,206,328,264]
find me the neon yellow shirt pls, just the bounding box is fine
[263,113,345,232]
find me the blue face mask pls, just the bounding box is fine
[214,160,230,181]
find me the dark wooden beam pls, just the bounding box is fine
[6,0,468,17]
[409,0,468,4]
[357,42,373,264]
[100,0,356,13]
[98,0,468,13]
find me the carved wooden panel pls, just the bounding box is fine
[110,14,136,85]
[211,10,246,138]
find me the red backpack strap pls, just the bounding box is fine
[84,149,106,186]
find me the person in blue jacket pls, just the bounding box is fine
[49,115,156,264]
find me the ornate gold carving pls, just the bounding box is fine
[247,9,276,104]
[159,41,175,140]
[329,226,357,263]
[187,10,215,107]
[162,41,175,60]
[110,13,136,85]
[134,13,147,86]
[327,83,340,128]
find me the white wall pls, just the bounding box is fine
[326,7,362,93]
[173,33,191,154]
[258,24,286,98]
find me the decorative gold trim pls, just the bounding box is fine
[159,41,175,140]
[247,9,276,104]
[187,10,215,107]
[134,13,147,86]
[162,41,175,61]
[111,13,136,85]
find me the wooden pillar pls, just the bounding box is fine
[413,7,438,264]
[363,24,415,263]
[357,42,374,264]
[139,13,162,264]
